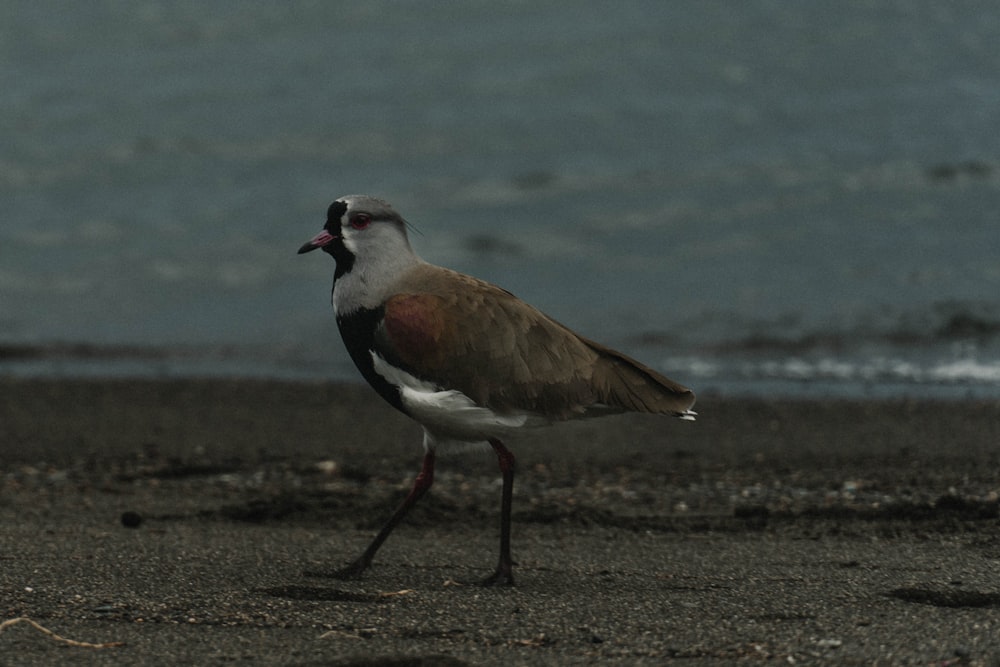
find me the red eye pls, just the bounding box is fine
[350,213,373,230]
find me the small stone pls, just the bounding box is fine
[121,511,143,528]
[314,460,338,475]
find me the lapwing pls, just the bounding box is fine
[298,195,695,585]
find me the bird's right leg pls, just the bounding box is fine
[311,449,436,579]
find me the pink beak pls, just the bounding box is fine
[297,229,337,254]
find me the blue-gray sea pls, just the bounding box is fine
[4,2,1000,399]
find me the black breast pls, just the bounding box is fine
[336,307,407,415]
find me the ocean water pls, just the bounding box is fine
[3,1,1000,399]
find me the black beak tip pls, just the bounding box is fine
[297,242,317,255]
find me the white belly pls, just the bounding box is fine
[371,353,547,445]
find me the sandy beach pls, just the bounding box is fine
[2,377,1000,665]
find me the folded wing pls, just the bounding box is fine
[375,265,696,420]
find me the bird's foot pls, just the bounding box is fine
[480,565,515,587]
[304,557,370,580]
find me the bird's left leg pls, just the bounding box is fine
[482,438,516,586]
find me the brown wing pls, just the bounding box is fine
[377,264,695,419]
[579,336,696,416]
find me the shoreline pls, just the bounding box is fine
[4,339,1000,404]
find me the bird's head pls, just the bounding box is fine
[298,195,416,269]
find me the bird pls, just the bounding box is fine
[298,194,695,586]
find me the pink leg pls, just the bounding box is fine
[482,438,516,586]
[323,449,435,580]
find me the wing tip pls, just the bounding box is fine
[677,409,697,422]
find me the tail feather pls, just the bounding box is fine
[584,338,696,420]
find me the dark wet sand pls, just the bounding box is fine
[2,377,1000,665]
